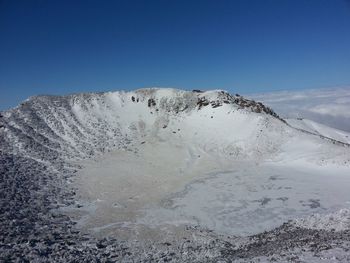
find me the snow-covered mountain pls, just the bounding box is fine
[1,88,348,164]
[1,88,350,262]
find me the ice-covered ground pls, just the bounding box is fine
[64,90,350,247]
[69,142,350,240]
[2,88,350,262]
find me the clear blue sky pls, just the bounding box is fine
[1,0,350,110]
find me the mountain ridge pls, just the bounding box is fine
[1,88,349,167]
[0,88,283,160]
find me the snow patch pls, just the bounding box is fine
[293,209,350,232]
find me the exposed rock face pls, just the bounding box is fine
[0,88,349,262]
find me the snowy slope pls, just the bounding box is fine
[286,118,350,144]
[1,88,348,166]
[1,88,350,262]
[0,88,280,163]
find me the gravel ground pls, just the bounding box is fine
[1,151,350,262]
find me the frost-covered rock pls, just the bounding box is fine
[292,209,350,232]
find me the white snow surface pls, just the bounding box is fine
[292,208,350,232]
[286,118,350,144]
[3,88,350,243]
[21,88,344,241]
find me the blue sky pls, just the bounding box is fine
[1,0,350,110]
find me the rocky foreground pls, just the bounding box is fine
[1,152,350,262]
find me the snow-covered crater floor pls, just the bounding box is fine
[3,88,350,261]
[66,140,350,241]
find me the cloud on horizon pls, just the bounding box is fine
[248,87,350,132]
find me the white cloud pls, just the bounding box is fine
[247,87,350,132]
[309,104,350,118]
